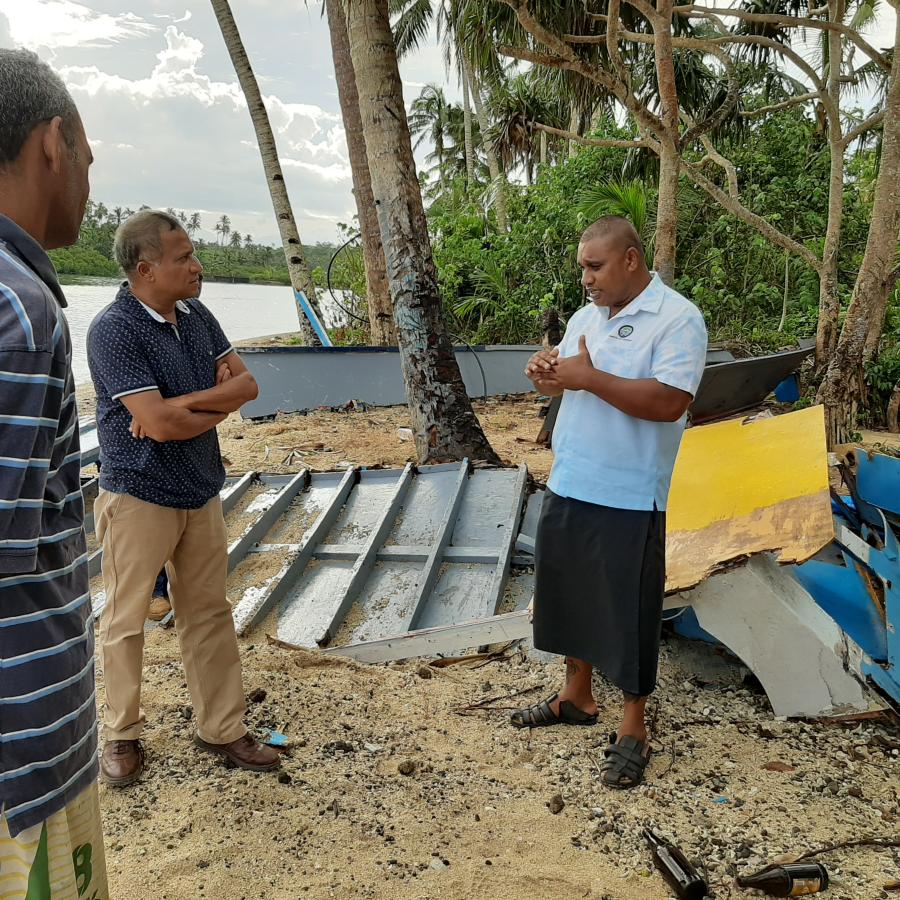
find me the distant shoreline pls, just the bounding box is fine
[58,274,290,287]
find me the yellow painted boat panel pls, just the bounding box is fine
[666,406,833,591]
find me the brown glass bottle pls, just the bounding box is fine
[736,862,830,896]
[643,828,709,899]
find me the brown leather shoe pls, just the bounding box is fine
[147,597,171,621]
[193,733,281,772]
[101,740,144,786]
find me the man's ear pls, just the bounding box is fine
[40,117,67,176]
[136,261,153,280]
[625,246,641,271]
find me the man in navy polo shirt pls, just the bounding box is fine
[87,210,279,785]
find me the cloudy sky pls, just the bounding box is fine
[1,2,894,247]
[0,0,455,246]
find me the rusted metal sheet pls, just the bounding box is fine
[665,405,833,591]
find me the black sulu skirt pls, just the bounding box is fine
[532,488,666,697]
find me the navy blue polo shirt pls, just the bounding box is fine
[87,282,233,509]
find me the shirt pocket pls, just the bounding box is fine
[592,333,640,379]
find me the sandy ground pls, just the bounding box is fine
[73,386,900,899]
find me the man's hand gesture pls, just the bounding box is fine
[552,335,595,391]
[525,346,560,394]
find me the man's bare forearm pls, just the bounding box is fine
[134,408,228,442]
[580,369,686,421]
[169,371,258,414]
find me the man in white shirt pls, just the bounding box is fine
[511,216,707,789]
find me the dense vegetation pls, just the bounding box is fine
[50,201,340,287]
[324,102,897,425]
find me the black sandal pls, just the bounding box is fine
[600,732,651,788]
[510,693,599,729]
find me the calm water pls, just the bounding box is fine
[60,279,344,385]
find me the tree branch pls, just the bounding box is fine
[674,4,891,71]
[680,43,741,146]
[682,158,822,271]
[841,108,886,148]
[682,109,739,197]
[531,121,651,149]
[622,0,661,23]
[740,92,820,117]
[498,0,666,139]
[564,29,825,94]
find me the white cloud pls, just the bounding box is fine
[0,10,11,47]
[280,158,352,182]
[153,9,191,25]
[0,0,154,49]
[52,23,354,243]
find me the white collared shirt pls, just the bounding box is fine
[547,273,707,511]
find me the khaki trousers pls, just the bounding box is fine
[95,490,246,744]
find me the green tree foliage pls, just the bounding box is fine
[431,111,891,368]
[48,200,340,287]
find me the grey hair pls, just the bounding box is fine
[0,48,80,169]
[114,210,184,274]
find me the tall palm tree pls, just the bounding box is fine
[217,213,231,246]
[188,212,201,237]
[325,0,395,345]
[345,0,499,465]
[209,0,322,345]
[489,73,565,183]
[409,85,455,190]
[391,0,510,228]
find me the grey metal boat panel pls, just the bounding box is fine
[82,463,531,650]
[237,345,538,418]
[80,418,100,468]
[690,345,813,424]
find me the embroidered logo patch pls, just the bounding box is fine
[617,325,634,338]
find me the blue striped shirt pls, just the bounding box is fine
[0,214,98,837]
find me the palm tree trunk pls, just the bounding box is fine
[325,0,395,345]
[814,0,846,372]
[466,60,509,232]
[539,129,548,166]
[816,11,900,445]
[209,0,321,345]
[568,104,579,158]
[344,0,500,465]
[461,66,476,186]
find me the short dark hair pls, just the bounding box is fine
[581,215,645,258]
[114,210,184,274]
[0,49,80,169]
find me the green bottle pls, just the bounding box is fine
[643,828,709,900]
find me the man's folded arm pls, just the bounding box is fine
[120,389,227,442]
[168,351,258,414]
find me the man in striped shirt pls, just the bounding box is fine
[0,49,108,896]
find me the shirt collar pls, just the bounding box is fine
[119,282,191,321]
[0,214,67,308]
[612,273,665,319]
